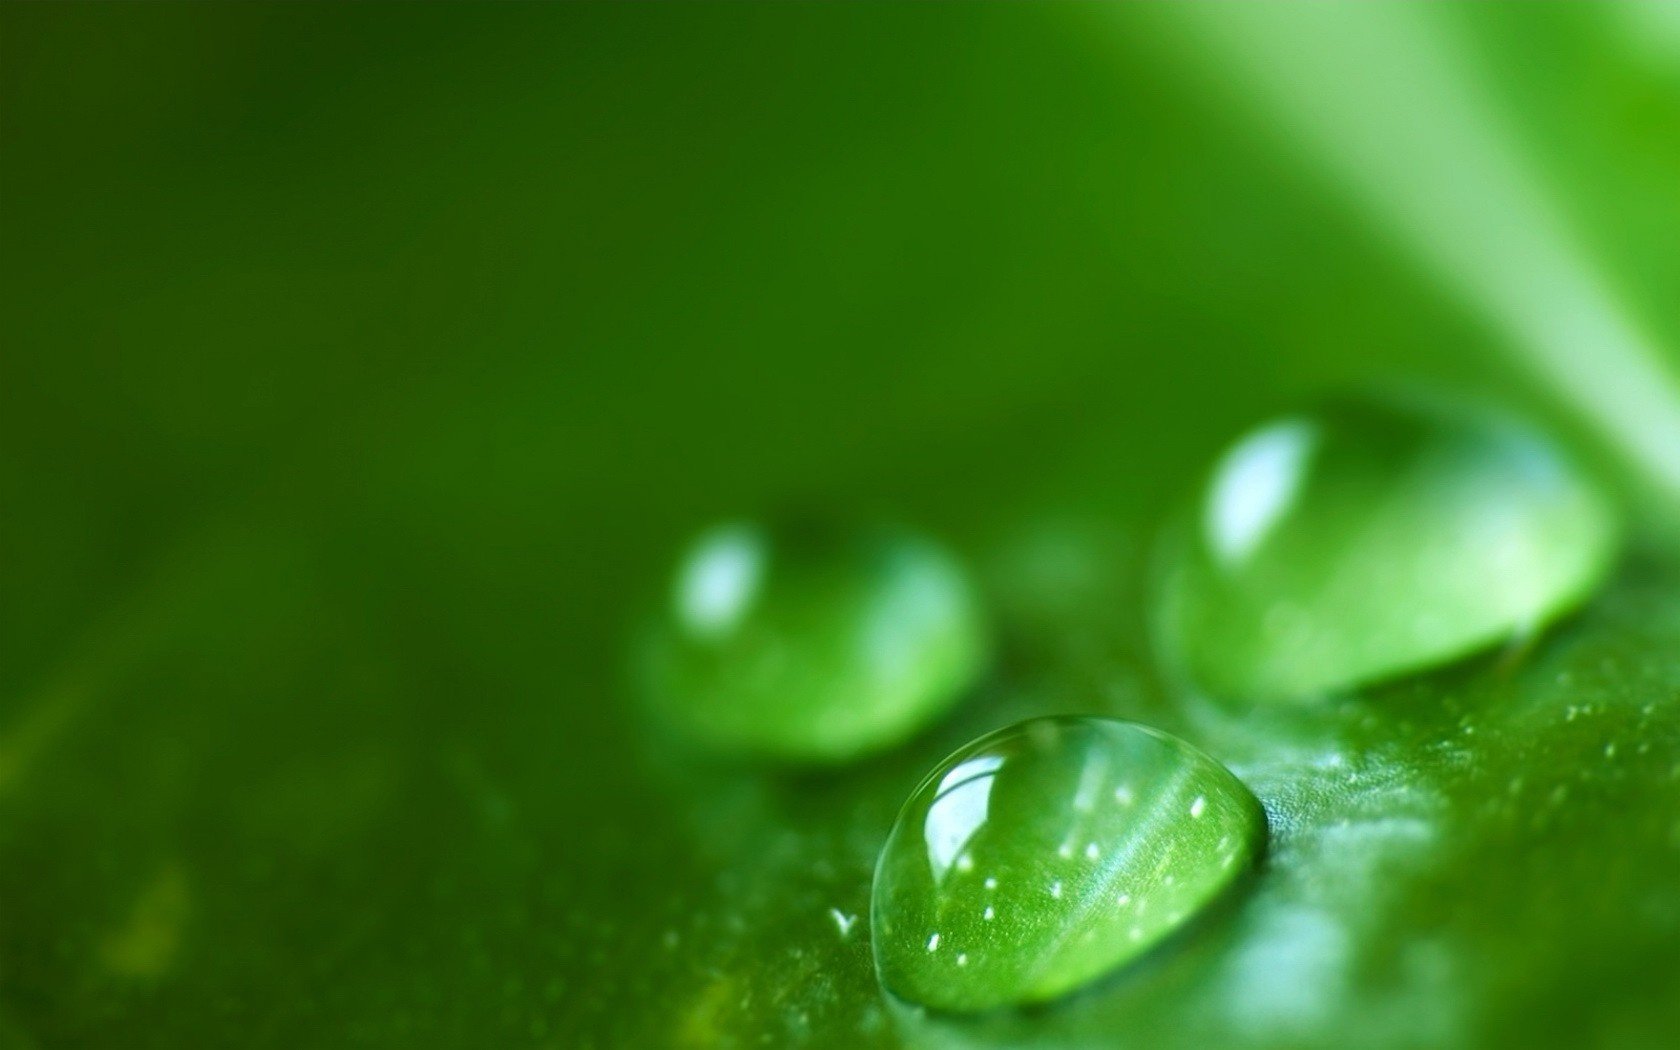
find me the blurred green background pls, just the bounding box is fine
[4,5,1680,1048]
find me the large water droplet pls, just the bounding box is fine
[642,520,987,763]
[871,716,1265,1012]
[1155,394,1618,703]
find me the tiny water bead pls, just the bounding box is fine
[1155,394,1618,703]
[871,717,1265,1013]
[641,520,988,763]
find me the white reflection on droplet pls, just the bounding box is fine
[677,525,765,638]
[1205,419,1318,564]
[925,756,1003,882]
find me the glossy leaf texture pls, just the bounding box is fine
[3,5,1679,1050]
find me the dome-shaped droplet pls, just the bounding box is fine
[871,716,1265,1012]
[1155,394,1618,703]
[641,520,987,763]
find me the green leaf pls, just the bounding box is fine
[3,4,1678,1048]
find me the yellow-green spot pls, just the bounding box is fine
[99,862,191,981]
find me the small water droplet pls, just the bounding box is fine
[1155,393,1617,702]
[643,520,988,761]
[871,716,1266,1012]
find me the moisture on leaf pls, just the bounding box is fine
[1154,393,1619,703]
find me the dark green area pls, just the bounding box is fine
[3,5,1678,1048]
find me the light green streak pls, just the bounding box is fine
[1147,3,1680,518]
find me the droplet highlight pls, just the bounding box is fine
[642,520,987,762]
[1155,394,1617,703]
[871,716,1265,1013]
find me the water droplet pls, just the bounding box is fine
[1155,394,1616,702]
[643,520,987,761]
[871,716,1266,1012]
